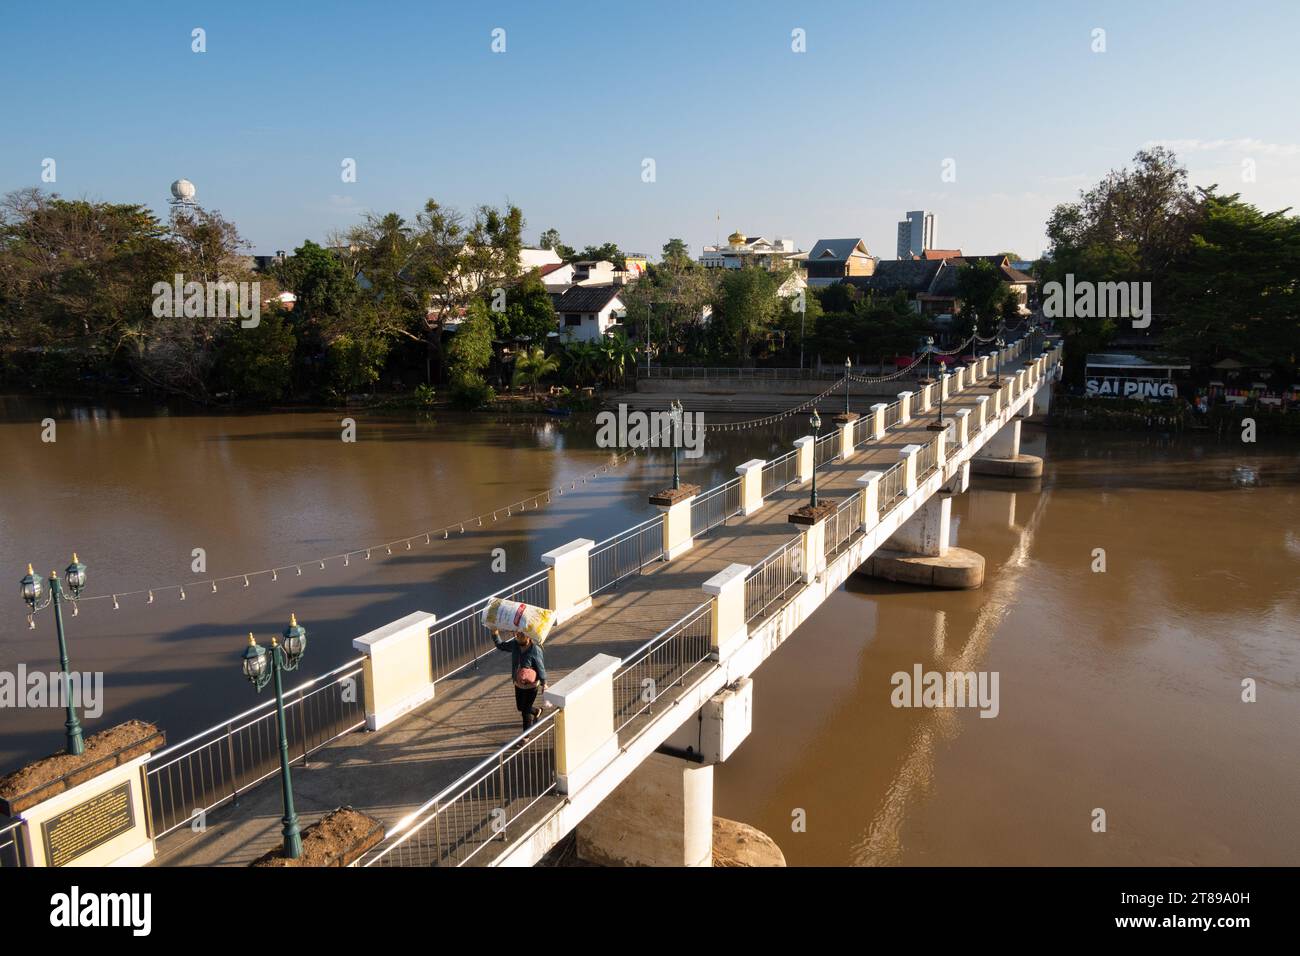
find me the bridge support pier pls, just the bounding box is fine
[970,419,1043,478]
[575,751,714,867]
[861,496,984,589]
[1033,381,1053,417]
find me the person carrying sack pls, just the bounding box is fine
[492,628,548,731]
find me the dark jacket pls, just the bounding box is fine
[493,632,547,685]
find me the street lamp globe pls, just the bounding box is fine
[242,633,269,686]
[810,408,821,432]
[20,564,41,607]
[64,553,87,597]
[281,613,308,666]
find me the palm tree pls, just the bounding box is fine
[600,331,639,388]
[512,345,560,397]
[564,341,601,388]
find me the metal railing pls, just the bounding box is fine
[761,450,797,497]
[744,535,804,625]
[690,478,741,537]
[814,431,838,468]
[916,440,940,482]
[589,516,664,595]
[638,365,886,381]
[613,600,713,736]
[427,570,550,684]
[361,715,558,867]
[883,401,902,429]
[824,491,862,558]
[146,658,367,842]
[876,462,907,520]
[0,819,23,868]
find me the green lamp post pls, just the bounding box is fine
[843,356,852,415]
[242,614,308,859]
[20,555,88,755]
[670,398,683,490]
[809,408,822,508]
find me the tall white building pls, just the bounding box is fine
[896,211,936,259]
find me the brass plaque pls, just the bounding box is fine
[41,780,135,867]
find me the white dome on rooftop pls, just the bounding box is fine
[170,179,196,201]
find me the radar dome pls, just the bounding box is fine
[170,179,196,201]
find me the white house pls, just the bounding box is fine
[519,247,563,271]
[700,232,801,270]
[552,285,626,342]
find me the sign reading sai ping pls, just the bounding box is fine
[1085,377,1177,400]
[41,780,135,867]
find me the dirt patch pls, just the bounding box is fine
[0,720,163,815]
[251,807,384,867]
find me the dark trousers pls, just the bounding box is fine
[515,686,538,731]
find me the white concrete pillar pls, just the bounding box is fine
[918,382,933,413]
[857,471,883,532]
[703,563,750,661]
[545,653,620,795]
[794,435,814,484]
[353,611,438,731]
[897,391,913,424]
[576,752,713,867]
[936,431,947,469]
[735,459,765,516]
[656,494,696,560]
[837,418,855,459]
[888,494,951,557]
[939,372,951,401]
[982,418,1021,459]
[899,444,921,495]
[967,360,980,384]
[953,366,965,392]
[1034,381,1052,416]
[991,388,1002,418]
[942,459,971,497]
[974,395,989,432]
[543,538,595,626]
[798,519,827,584]
[954,408,971,446]
[869,403,887,439]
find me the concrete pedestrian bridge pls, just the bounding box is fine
[145,335,1061,867]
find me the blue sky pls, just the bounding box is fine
[2,1,1298,260]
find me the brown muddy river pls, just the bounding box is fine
[1,395,1297,865]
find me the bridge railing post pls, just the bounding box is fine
[967,360,979,384]
[703,564,750,662]
[899,444,921,496]
[954,408,971,446]
[991,387,1002,419]
[936,431,947,470]
[542,538,595,626]
[952,366,964,393]
[653,491,697,561]
[869,403,887,440]
[939,372,950,402]
[917,382,933,413]
[974,395,989,433]
[544,653,620,796]
[896,391,913,425]
[836,417,856,459]
[794,436,814,485]
[352,611,438,732]
[857,471,883,533]
[735,459,765,516]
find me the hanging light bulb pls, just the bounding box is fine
[272,570,278,582]
[147,590,155,604]
[112,595,119,610]
[212,581,218,593]
[180,586,186,600]
[296,566,302,576]
[243,575,250,588]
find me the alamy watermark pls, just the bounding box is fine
[1042,273,1151,329]
[0,665,103,717]
[595,404,704,458]
[891,664,999,718]
[152,274,260,328]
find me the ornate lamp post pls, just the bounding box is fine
[20,555,88,755]
[242,614,308,859]
[929,358,949,431]
[924,336,936,382]
[670,398,683,490]
[809,408,822,508]
[994,336,1006,387]
[843,356,852,415]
